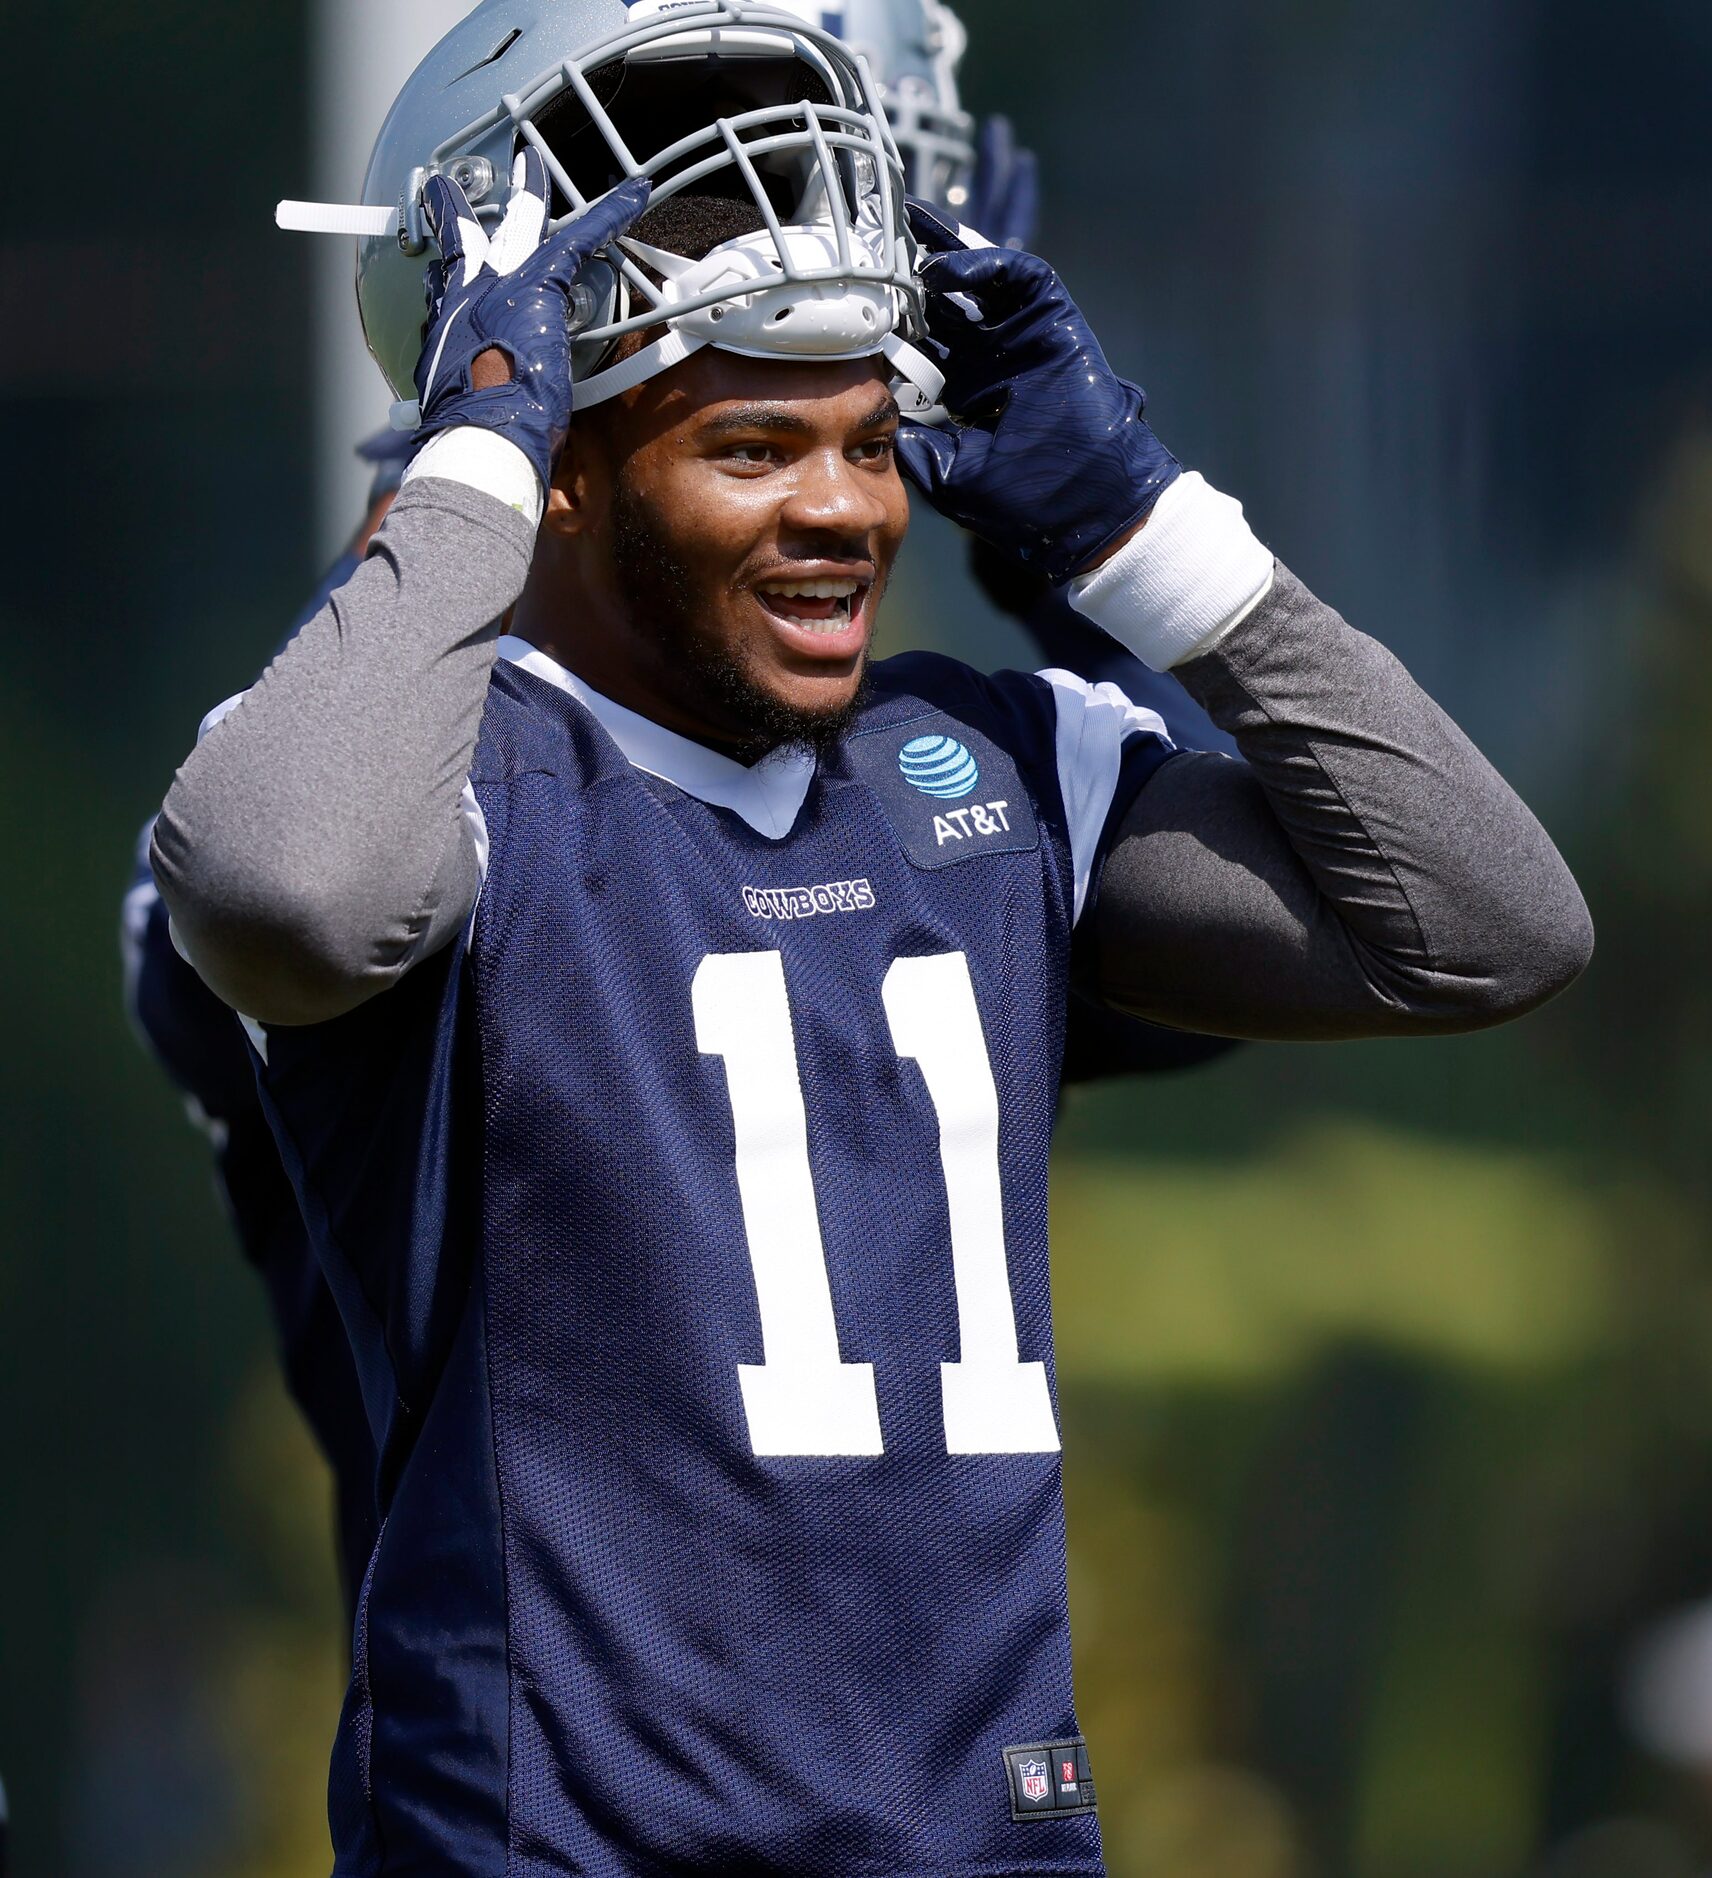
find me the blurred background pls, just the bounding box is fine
[3,0,1710,1872]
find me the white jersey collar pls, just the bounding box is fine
[498,635,815,842]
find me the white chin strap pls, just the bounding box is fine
[571,224,946,414]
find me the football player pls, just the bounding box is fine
[121,0,1228,1638]
[148,4,1590,1870]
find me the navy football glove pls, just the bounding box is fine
[896,202,1180,584]
[414,151,650,489]
[964,115,1039,252]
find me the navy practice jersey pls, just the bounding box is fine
[122,838,380,1614]
[249,640,1175,1876]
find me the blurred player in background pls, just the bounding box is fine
[120,429,410,1621]
[120,0,1236,1643]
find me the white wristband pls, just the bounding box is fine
[1067,471,1275,670]
[402,428,544,530]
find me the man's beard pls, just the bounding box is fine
[609,481,870,763]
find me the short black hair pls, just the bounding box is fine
[628,190,764,270]
[602,191,766,369]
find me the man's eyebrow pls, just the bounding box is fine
[698,405,816,439]
[857,395,901,431]
[697,396,901,440]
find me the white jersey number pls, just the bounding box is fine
[692,950,1059,1458]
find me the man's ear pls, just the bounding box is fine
[541,424,610,540]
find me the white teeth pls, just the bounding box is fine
[757,578,861,600]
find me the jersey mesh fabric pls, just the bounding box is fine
[258,651,1173,1876]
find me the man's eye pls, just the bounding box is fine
[726,444,778,465]
[852,436,896,463]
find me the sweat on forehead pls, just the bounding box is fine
[585,351,897,458]
[694,389,901,439]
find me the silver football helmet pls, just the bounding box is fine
[282,0,941,417]
[833,0,975,210]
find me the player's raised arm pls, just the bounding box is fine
[895,203,1593,1041]
[150,161,649,1027]
[1083,557,1593,1038]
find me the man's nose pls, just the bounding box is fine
[779,447,888,540]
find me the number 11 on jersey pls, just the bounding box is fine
[693,950,1060,1459]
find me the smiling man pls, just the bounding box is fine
[123,13,1221,1734]
[516,347,909,758]
[150,21,1589,1872]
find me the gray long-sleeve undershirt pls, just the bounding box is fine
[1090,567,1592,1036]
[151,479,534,1025]
[151,478,1591,1034]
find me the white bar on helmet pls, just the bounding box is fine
[573,328,946,415]
[277,199,397,237]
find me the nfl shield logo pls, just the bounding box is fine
[1019,1758,1050,1802]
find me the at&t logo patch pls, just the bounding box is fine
[846,712,1039,872]
[897,734,980,800]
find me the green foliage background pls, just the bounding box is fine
[4,1,1711,1873]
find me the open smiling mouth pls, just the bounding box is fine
[754,577,870,635]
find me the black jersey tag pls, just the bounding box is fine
[845,712,1040,872]
[1004,1737,1096,1821]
